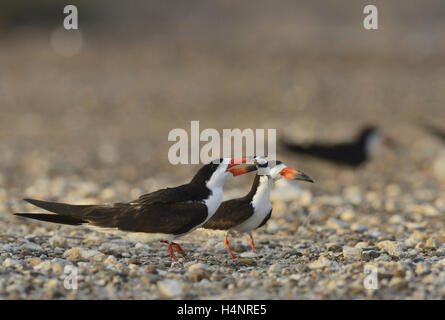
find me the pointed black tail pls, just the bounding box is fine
[24,198,94,215]
[14,213,86,226]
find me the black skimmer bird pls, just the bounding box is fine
[202,158,313,258]
[281,126,389,167]
[14,158,257,262]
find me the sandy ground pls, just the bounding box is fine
[0,1,444,299]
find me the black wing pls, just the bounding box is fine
[101,202,208,235]
[203,198,254,230]
[134,184,210,205]
[17,198,208,235]
[256,209,273,229]
[14,213,86,225]
[23,198,95,215]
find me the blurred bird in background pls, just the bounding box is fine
[281,125,391,167]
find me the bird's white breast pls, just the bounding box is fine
[233,176,273,232]
[203,187,223,217]
[202,165,230,220]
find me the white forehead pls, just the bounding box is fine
[254,156,268,165]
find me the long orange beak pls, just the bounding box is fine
[280,168,314,183]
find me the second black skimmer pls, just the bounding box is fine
[202,158,314,258]
[281,125,389,167]
[14,158,256,261]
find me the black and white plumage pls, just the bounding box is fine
[281,126,388,167]
[203,159,314,258]
[14,158,256,261]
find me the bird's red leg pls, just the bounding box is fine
[167,243,178,262]
[224,232,237,258]
[171,242,186,257]
[248,232,255,253]
[160,240,178,262]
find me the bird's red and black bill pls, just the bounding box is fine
[226,157,249,168]
[226,157,257,176]
[280,168,314,183]
[227,164,257,176]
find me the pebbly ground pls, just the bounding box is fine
[0,166,444,299]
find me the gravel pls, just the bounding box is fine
[1,178,443,299]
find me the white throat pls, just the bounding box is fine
[233,175,273,232]
[203,162,231,217]
[251,175,273,210]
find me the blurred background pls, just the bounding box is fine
[0,0,444,202]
